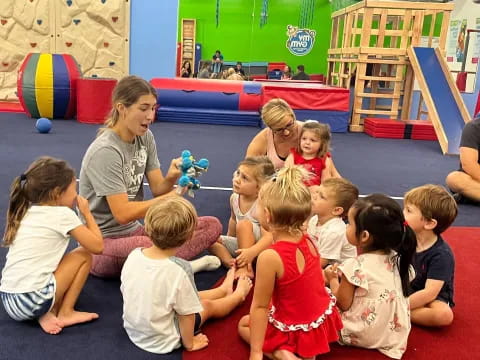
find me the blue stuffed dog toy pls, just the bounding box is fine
[177,150,209,197]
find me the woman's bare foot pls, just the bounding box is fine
[219,266,236,295]
[38,311,63,335]
[234,276,253,301]
[58,311,99,327]
[272,349,302,360]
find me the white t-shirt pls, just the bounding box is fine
[120,248,203,354]
[0,206,82,293]
[307,216,357,264]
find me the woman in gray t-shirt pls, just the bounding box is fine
[79,76,221,278]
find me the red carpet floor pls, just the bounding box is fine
[0,101,24,113]
[184,227,480,360]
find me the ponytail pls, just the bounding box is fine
[3,176,31,246]
[259,166,311,233]
[394,224,417,296]
[3,157,76,246]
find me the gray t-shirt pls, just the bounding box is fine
[79,129,160,237]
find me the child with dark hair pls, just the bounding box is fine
[235,61,245,77]
[0,157,103,335]
[325,194,416,359]
[404,184,458,327]
[120,196,252,354]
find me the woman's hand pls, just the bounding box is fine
[165,157,183,182]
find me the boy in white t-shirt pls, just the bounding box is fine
[120,197,252,354]
[307,178,359,268]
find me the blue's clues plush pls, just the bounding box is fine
[177,150,209,197]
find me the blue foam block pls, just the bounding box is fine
[157,89,239,111]
[293,110,350,133]
[157,107,261,127]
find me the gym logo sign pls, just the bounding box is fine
[286,25,316,56]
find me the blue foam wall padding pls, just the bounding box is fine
[157,89,240,110]
[293,110,350,133]
[243,82,262,95]
[157,107,261,127]
[413,47,465,153]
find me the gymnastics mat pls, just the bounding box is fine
[184,227,480,360]
[364,118,437,140]
[0,101,24,113]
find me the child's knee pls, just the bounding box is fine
[74,246,93,264]
[238,314,249,328]
[433,302,454,326]
[236,219,253,234]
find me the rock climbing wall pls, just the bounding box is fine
[0,0,130,101]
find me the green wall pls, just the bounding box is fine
[178,0,332,74]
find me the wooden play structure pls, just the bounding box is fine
[327,1,456,130]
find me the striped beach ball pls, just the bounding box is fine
[17,53,81,119]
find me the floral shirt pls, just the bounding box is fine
[338,252,412,359]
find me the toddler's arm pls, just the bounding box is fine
[323,157,341,181]
[235,230,273,267]
[178,314,209,351]
[325,265,355,311]
[250,250,279,358]
[409,279,444,310]
[227,195,237,236]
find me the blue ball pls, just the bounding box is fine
[36,118,52,134]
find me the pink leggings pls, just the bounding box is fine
[90,216,222,278]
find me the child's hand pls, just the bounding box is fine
[76,195,91,216]
[186,333,209,351]
[235,248,255,267]
[324,263,340,283]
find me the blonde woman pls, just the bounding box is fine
[246,98,341,175]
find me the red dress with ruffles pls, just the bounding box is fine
[291,148,330,187]
[263,234,343,358]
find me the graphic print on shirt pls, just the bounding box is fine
[124,146,147,198]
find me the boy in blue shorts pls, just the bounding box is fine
[403,184,458,327]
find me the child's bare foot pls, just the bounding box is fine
[235,264,254,280]
[38,312,63,335]
[272,349,302,360]
[58,311,99,327]
[234,276,253,301]
[219,266,236,295]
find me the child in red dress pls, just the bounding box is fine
[238,166,343,360]
[285,121,339,187]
